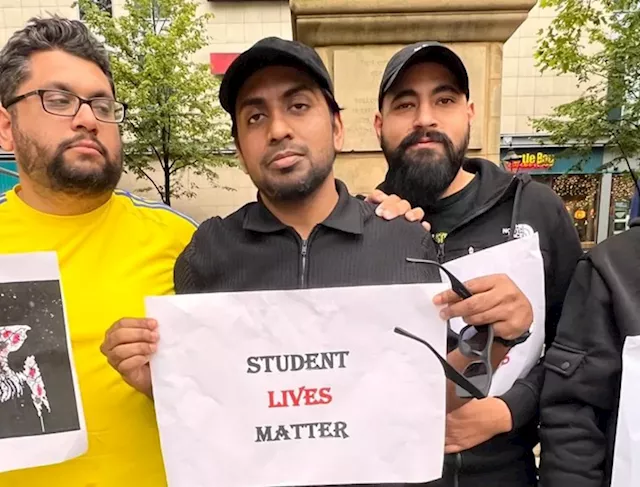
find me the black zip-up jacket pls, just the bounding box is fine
[173,179,456,486]
[174,178,441,294]
[379,158,583,486]
[539,218,640,487]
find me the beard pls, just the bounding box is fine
[256,143,334,203]
[381,126,469,212]
[13,128,123,196]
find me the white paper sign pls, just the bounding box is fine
[147,283,449,487]
[0,252,87,473]
[443,233,546,396]
[611,335,640,487]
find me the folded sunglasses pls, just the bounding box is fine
[394,258,496,399]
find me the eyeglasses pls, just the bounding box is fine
[4,89,127,124]
[394,258,495,399]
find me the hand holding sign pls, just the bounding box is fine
[101,318,158,398]
[147,283,449,487]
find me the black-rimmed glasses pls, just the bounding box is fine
[4,89,127,124]
[395,258,495,399]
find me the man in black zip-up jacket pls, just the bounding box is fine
[371,42,583,486]
[101,37,541,486]
[100,37,537,487]
[539,218,640,487]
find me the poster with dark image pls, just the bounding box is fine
[0,279,80,439]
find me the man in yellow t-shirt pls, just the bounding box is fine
[0,18,196,486]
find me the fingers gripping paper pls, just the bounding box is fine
[443,233,546,396]
[146,283,449,487]
[611,335,640,487]
[0,252,87,473]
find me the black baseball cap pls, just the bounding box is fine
[219,37,336,117]
[378,41,469,109]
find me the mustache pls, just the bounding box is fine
[56,134,108,157]
[260,143,308,167]
[397,130,454,154]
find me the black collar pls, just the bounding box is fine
[243,179,365,235]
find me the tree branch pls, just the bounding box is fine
[167,112,171,158]
[158,17,169,33]
[149,143,164,167]
[611,129,639,192]
[126,119,141,134]
[168,156,181,171]
[137,167,163,197]
[161,125,169,169]
[625,119,640,129]
[627,89,640,101]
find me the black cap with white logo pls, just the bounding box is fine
[378,41,469,109]
[219,37,336,117]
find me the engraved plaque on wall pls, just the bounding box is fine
[332,44,487,153]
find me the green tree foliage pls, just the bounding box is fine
[535,0,640,183]
[77,0,233,205]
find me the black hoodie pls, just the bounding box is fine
[539,218,640,487]
[381,158,583,486]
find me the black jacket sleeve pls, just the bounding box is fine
[174,226,207,293]
[499,189,583,430]
[174,242,198,293]
[173,216,231,294]
[539,258,622,487]
[499,365,542,430]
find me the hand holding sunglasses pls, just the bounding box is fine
[435,272,534,344]
[395,258,530,399]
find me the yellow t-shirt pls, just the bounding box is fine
[0,187,197,486]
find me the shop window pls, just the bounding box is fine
[553,174,600,247]
[532,174,601,249]
[609,173,637,236]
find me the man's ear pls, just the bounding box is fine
[332,111,344,153]
[374,111,383,145]
[467,100,476,123]
[0,107,15,152]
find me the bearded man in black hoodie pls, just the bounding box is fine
[370,42,583,486]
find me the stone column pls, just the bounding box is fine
[290,0,536,195]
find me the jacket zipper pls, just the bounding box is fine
[437,242,446,263]
[298,227,318,289]
[300,239,308,288]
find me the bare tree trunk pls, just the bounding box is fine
[164,163,171,206]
